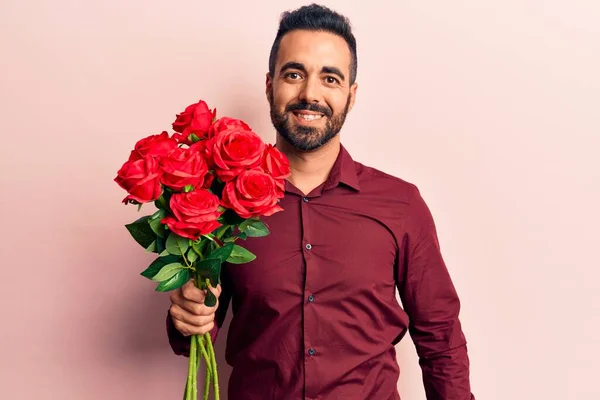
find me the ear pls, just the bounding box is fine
[347,82,358,112]
[265,72,273,100]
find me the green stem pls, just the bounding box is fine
[204,366,211,400]
[191,243,204,260]
[205,332,220,400]
[200,336,212,400]
[193,336,198,400]
[186,334,197,400]
[216,225,230,240]
[197,335,212,376]
[188,269,201,400]
[182,253,194,270]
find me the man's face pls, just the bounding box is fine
[266,30,357,151]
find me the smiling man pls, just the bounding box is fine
[167,4,476,400]
[267,31,355,156]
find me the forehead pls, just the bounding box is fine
[275,30,351,74]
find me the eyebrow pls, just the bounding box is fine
[321,66,345,82]
[280,62,346,82]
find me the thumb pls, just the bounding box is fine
[208,283,222,298]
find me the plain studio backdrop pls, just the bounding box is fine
[1,0,599,399]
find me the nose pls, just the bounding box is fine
[298,76,322,103]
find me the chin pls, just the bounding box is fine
[284,129,338,152]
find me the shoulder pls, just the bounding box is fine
[354,160,421,204]
[353,161,438,240]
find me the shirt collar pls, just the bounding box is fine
[322,143,361,192]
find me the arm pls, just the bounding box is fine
[397,185,475,399]
[166,265,233,357]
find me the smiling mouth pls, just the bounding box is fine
[293,112,324,122]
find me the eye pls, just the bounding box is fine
[325,76,340,85]
[285,72,302,80]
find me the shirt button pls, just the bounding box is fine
[302,197,309,203]
[308,348,316,356]
[305,243,312,250]
[308,295,315,302]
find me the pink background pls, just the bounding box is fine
[1,0,599,399]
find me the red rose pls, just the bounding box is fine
[159,145,209,191]
[161,189,222,240]
[221,169,283,219]
[115,155,163,204]
[206,128,266,182]
[128,131,178,161]
[202,172,215,189]
[190,139,208,155]
[172,100,216,144]
[208,117,251,139]
[262,144,291,191]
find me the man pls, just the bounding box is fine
[166,4,475,399]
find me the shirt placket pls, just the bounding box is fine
[301,195,319,400]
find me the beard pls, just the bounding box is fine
[268,89,351,151]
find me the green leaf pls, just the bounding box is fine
[152,262,186,282]
[206,242,234,264]
[141,255,181,279]
[149,209,166,238]
[241,220,270,237]
[125,216,155,249]
[156,268,190,292]
[204,290,217,307]
[159,249,170,257]
[224,232,248,243]
[195,258,220,273]
[155,235,166,253]
[145,235,166,254]
[146,240,157,252]
[166,232,190,255]
[187,248,198,263]
[154,199,165,210]
[195,259,221,287]
[149,209,162,220]
[192,241,206,257]
[202,233,216,243]
[183,184,194,193]
[189,133,200,143]
[215,225,231,239]
[238,218,252,231]
[154,190,172,212]
[226,245,256,264]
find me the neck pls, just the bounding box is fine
[275,134,341,196]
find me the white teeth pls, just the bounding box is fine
[298,114,322,121]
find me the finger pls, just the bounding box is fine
[200,298,219,315]
[181,280,207,303]
[175,292,219,315]
[208,284,222,298]
[170,304,215,327]
[172,318,215,337]
[177,297,213,316]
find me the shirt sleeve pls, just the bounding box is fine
[166,264,233,357]
[396,185,476,400]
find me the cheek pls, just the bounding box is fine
[326,93,349,115]
[272,84,296,110]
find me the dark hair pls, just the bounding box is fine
[268,4,358,84]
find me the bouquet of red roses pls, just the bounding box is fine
[114,99,290,400]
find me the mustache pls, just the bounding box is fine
[285,102,332,117]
